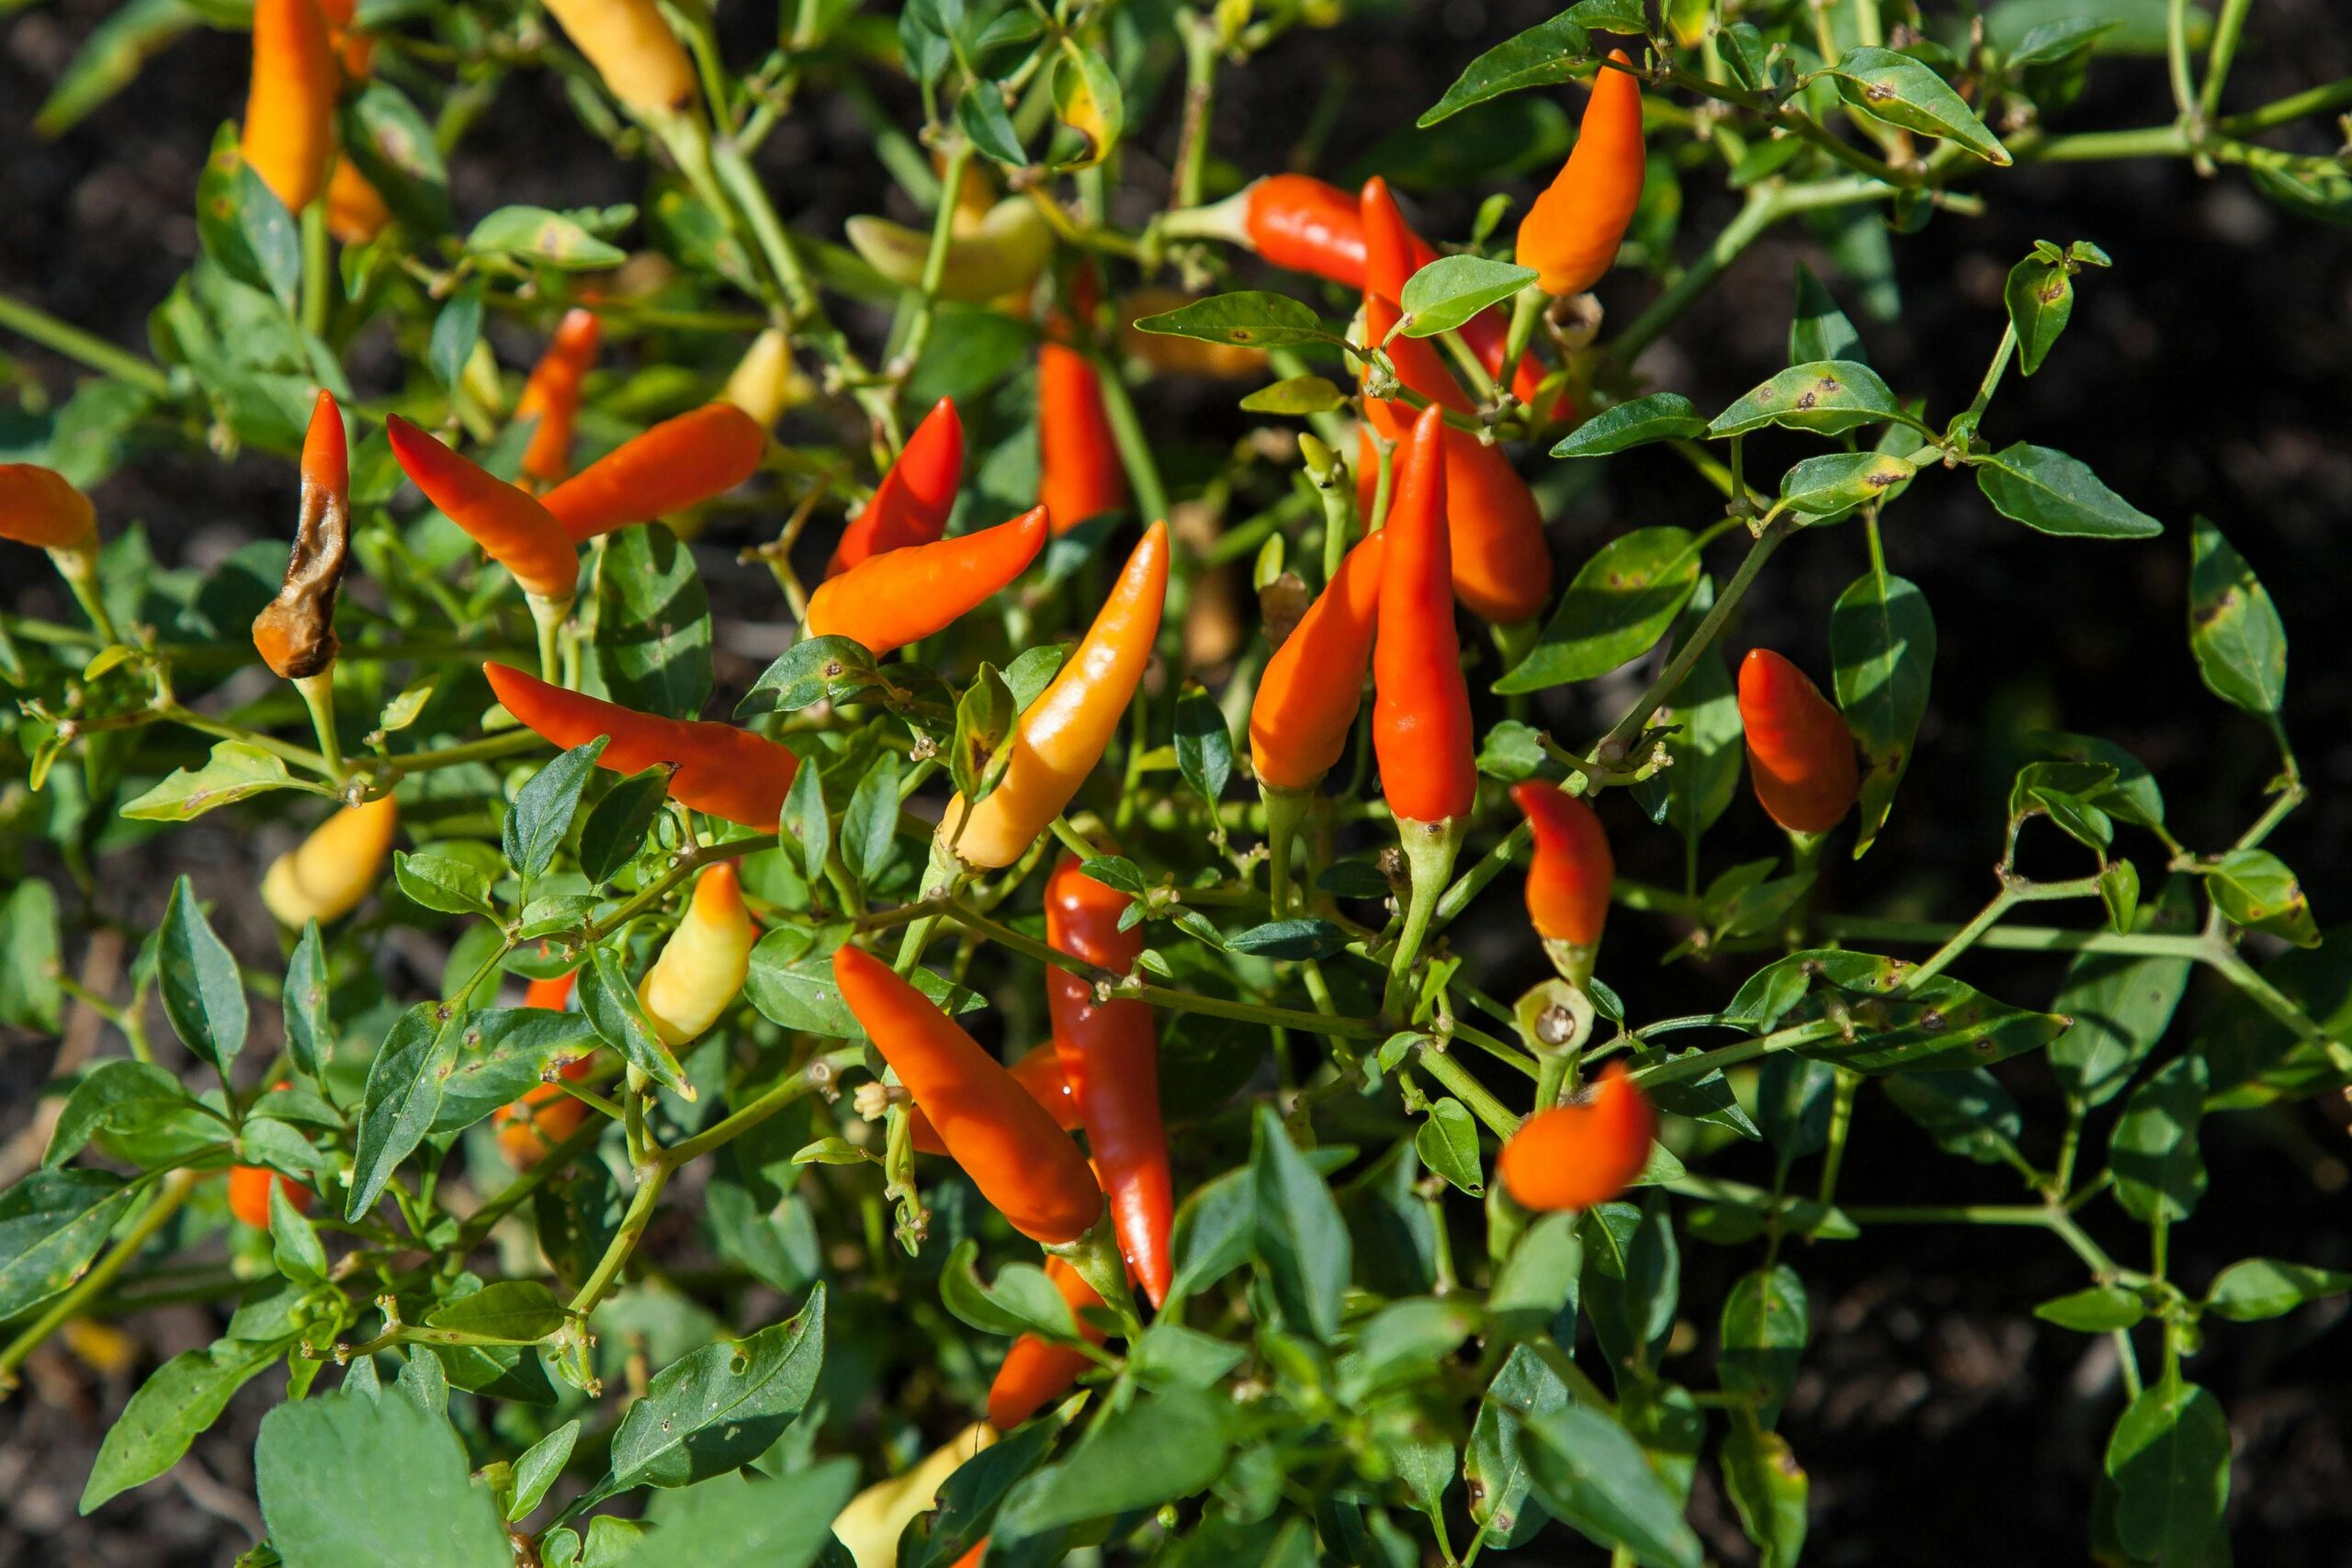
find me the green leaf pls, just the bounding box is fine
[33,0,203,139]
[1049,47,1125,169]
[1167,1166,1254,1303]
[743,925,980,1039]
[2109,1053,2208,1223]
[2204,1258,2352,1322]
[1417,12,1594,127]
[255,1383,510,1567]
[1883,1067,2022,1166]
[578,766,673,884]
[342,80,453,234]
[44,1060,210,1168]
[1790,264,1865,366]
[1397,255,1538,336]
[1131,291,1334,349]
[505,738,607,880]
[786,760,831,884]
[282,919,331,1083]
[158,875,247,1077]
[939,1240,1080,1340]
[1551,393,1704,457]
[1827,47,2012,164]
[1778,450,1916,519]
[594,1287,826,1496]
[121,739,307,819]
[1414,1098,1485,1195]
[1223,919,1348,960]
[468,206,628,269]
[269,1179,329,1284]
[1238,375,1346,415]
[1724,950,2068,1072]
[2206,847,2318,946]
[2049,877,2197,1107]
[2104,1379,2231,1562]
[1831,571,1935,856]
[579,946,689,1096]
[951,661,1016,802]
[1719,1265,1809,1429]
[2005,251,2075,376]
[82,1333,288,1512]
[508,1419,581,1522]
[1627,579,1741,840]
[2035,1284,2147,1332]
[426,1280,566,1343]
[956,83,1027,166]
[1131,1323,1250,1392]
[741,635,880,717]
[841,751,903,887]
[1250,1104,1352,1342]
[1495,526,1702,694]
[593,525,713,716]
[1720,1427,1808,1568]
[395,848,499,919]
[0,1169,138,1320]
[1173,682,1233,809]
[994,1388,1232,1537]
[1466,1343,1570,1547]
[429,283,484,390]
[1976,443,2162,538]
[631,1461,860,1568]
[1707,360,1899,439]
[2187,515,2287,715]
[348,1003,461,1220]
[431,1007,601,1133]
[1,879,63,1033]
[1519,1403,1703,1568]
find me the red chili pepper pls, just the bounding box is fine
[1039,324,1126,536]
[908,1045,1078,1155]
[228,1163,312,1229]
[1360,178,1554,626]
[985,1256,1104,1428]
[387,416,579,604]
[483,661,799,829]
[1249,530,1386,793]
[516,309,603,488]
[1737,649,1860,835]
[950,1540,989,1568]
[1045,853,1172,1307]
[1517,51,1647,298]
[1497,1063,1657,1212]
[1372,404,1477,827]
[826,397,964,578]
[831,944,1102,1245]
[801,504,1047,656]
[1510,780,1613,948]
[539,402,765,543]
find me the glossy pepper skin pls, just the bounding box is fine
[909,1045,1078,1155]
[0,462,98,553]
[386,416,579,604]
[1498,1063,1657,1212]
[1045,854,1172,1307]
[831,945,1102,1245]
[1517,51,1647,297]
[540,0,695,115]
[802,505,1048,656]
[493,970,595,1168]
[323,159,390,244]
[1372,406,1477,826]
[254,391,351,681]
[228,1162,312,1229]
[636,863,756,1046]
[241,0,336,212]
[937,521,1170,869]
[1249,530,1385,793]
[826,398,964,577]
[261,795,399,925]
[1360,177,1553,626]
[540,403,765,542]
[484,662,799,829]
[1737,649,1860,835]
[1511,781,1613,948]
[986,1257,1105,1428]
[516,310,603,487]
[1039,284,1127,535]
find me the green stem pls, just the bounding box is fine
[2166,0,2199,125]
[892,140,974,391]
[1900,875,2106,989]
[1417,1043,1521,1141]
[662,1047,862,1167]
[1968,322,2018,420]
[1383,816,1467,1021]
[1591,517,1789,764]
[2198,0,2256,119]
[294,671,345,783]
[0,290,173,398]
[300,203,331,339]
[1091,355,1170,525]
[568,1159,670,1317]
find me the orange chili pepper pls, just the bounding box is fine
[316,0,373,81]
[494,969,595,1168]
[937,521,1170,870]
[1498,1063,1657,1212]
[539,402,764,543]
[1372,405,1476,827]
[1040,283,1127,535]
[483,662,800,829]
[1,462,98,555]
[986,1257,1104,1428]
[1737,649,1860,835]
[908,1045,1078,1155]
[1511,780,1612,949]
[253,390,350,682]
[515,309,604,488]
[1045,853,1171,1307]
[1249,530,1386,794]
[241,0,336,212]
[540,0,696,116]
[1361,177,1553,626]
[1517,50,1647,298]
[386,416,579,604]
[801,505,1047,657]
[323,160,390,245]
[228,1162,313,1229]
[831,944,1102,1245]
[826,397,964,578]
[950,1542,989,1568]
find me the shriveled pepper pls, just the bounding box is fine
[540,403,765,542]
[241,0,336,212]
[261,795,400,926]
[540,0,696,117]
[1045,853,1172,1307]
[826,398,964,578]
[386,415,579,606]
[1249,529,1386,794]
[493,970,596,1168]
[986,1256,1105,1428]
[936,521,1170,870]
[1361,177,1553,626]
[253,390,350,682]
[831,945,1102,1246]
[1517,50,1647,298]
[637,863,756,1046]
[1373,405,1476,828]
[484,662,800,829]
[1039,276,1126,536]
[802,505,1046,657]
[515,309,603,488]
[909,1044,1078,1155]
[1737,649,1860,835]
[228,1162,312,1229]
[1498,1063,1657,1212]
[1511,780,1612,985]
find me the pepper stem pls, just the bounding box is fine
[49,543,117,645]
[526,592,574,684]
[1382,814,1467,1021]
[895,836,963,975]
[294,670,345,784]
[1261,783,1312,918]
[1047,1205,1142,1340]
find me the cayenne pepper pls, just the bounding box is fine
[260,795,400,927]
[515,309,603,489]
[801,504,1048,657]
[1039,276,1127,536]
[1511,780,1613,984]
[540,0,696,116]
[241,0,336,213]
[636,863,756,1046]
[986,1256,1106,1428]
[1737,648,1860,836]
[539,402,766,542]
[827,397,964,578]
[1516,50,1647,299]
[252,390,351,682]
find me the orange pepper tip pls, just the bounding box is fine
[301,390,348,496]
[692,859,745,915]
[0,462,99,553]
[524,970,579,1010]
[551,306,603,357]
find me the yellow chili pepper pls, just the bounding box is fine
[241,0,337,212]
[260,795,400,925]
[831,1422,997,1568]
[636,863,755,1046]
[540,0,697,117]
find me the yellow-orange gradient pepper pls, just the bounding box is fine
[636,863,756,1046]
[1516,50,1647,297]
[261,795,400,925]
[241,0,337,212]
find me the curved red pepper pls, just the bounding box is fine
[1510,780,1613,948]
[827,397,964,577]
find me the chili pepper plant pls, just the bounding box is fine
[1,0,2346,1562]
